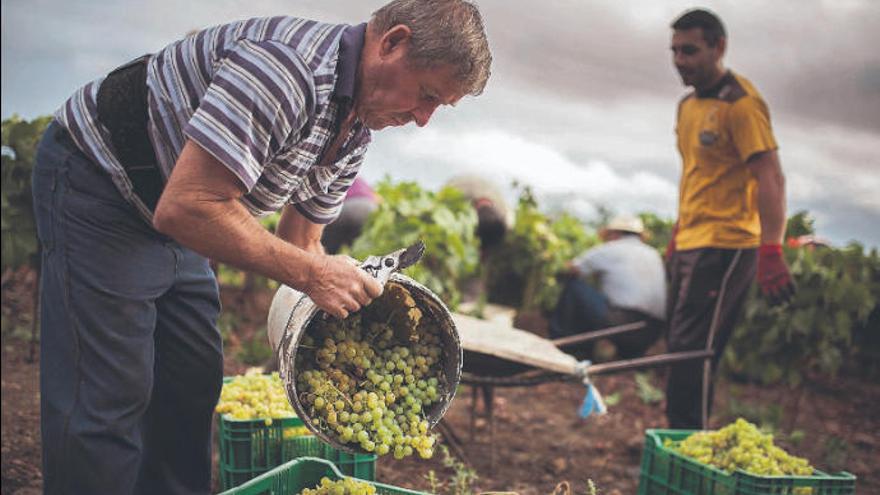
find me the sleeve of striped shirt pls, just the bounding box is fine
[293,147,367,224]
[184,39,315,192]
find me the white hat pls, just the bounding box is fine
[605,214,644,234]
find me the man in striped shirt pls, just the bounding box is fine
[32,1,491,493]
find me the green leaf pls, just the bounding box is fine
[348,179,480,309]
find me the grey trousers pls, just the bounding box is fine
[32,122,223,494]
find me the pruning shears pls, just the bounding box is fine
[359,241,426,285]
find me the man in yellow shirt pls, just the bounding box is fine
[665,9,796,429]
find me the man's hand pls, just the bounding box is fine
[305,255,384,319]
[757,244,796,305]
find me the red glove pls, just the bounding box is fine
[757,244,796,305]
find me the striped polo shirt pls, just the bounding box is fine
[55,17,372,224]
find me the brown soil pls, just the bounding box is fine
[2,269,878,494]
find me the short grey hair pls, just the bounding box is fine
[370,0,492,96]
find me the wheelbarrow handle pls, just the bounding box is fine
[585,349,715,376]
[551,321,648,347]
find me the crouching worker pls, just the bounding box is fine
[445,173,513,254]
[550,215,666,359]
[322,177,381,254]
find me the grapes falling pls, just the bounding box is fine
[295,283,446,459]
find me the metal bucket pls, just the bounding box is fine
[267,251,462,454]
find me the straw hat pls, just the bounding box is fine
[605,214,644,234]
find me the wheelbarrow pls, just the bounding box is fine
[451,313,714,468]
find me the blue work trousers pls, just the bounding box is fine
[32,121,223,494]
[549,278,610,339]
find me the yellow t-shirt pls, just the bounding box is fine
[674,71,778,250]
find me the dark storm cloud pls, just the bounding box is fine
[477,0,880,132]
[4,0,878,131]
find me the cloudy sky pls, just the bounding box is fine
[3,0,879,246]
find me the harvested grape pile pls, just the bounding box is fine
[667,418,814,477]
[295,283,446,459]
[217,372,293,421]
[299,476,376,495]
[215,372,311,436]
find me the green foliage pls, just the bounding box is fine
[785,210,816,238]
[603,392,621,406]
[259,212,280,233]
[639,212,675,252]
[634,372,664,405]
[723,397,784,432]
[787,429,806,446]
[439,444,478,495]
[485,187,598,313]
[217,311,239,348]
[2,115,53,271]
[349,179,480,309]
[821,436,850,472]
[216,263,246,287]
[237,330,274,366]
[723,243,880,385]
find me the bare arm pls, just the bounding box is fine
[277,204,325,255]
[747,150,787,245]
[153,140,381,317]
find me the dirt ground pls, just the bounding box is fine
[2,269,878,494]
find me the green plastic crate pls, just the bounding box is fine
[217,378,376,490]
[218,416,377,490]
[218,457,427,495]
[637,429,857,495]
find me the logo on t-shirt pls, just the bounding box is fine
[699,130,718,146]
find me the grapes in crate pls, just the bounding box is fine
[666,418,814,478]
[217,372,290,420]
[299,476,376,495]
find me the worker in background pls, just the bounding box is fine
[665,8,795,429]
[322,177,380,254]
[445,173,512,254]
[550,214,666,359]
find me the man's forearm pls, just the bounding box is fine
[276,205,326,255]
[750,152,787,245]
[154,188,316,291]
[757,183,786,244]
[154,141,322,290]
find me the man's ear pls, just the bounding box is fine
[715,36,727,59]
[379,24,412,59]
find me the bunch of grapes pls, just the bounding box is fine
[295,283,446,459]
[299,476,376,495]
[667,418,814,478]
